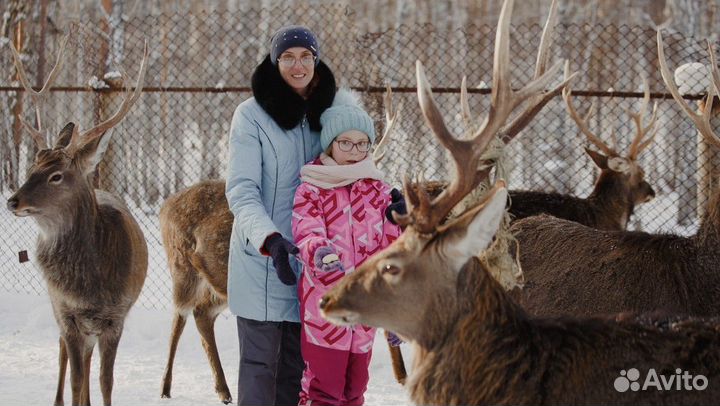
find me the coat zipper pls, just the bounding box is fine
[301,115,307,161]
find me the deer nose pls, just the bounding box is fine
[319,296,330,310]
[7,197,18,211]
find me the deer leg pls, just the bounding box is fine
[54,337,68,406]
[194,306,232,404]
[386,335,407,385]
[161,311,188,399]
[63,334,86,406]
[80,343,94,406]
[98,331,122,406]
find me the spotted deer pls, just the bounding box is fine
[509,69,658,230]
[509,33,720,319]
[317,4,720,405]
[159,87,404,402]
[5,38,149,406]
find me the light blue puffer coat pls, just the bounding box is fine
[225,97,322,321]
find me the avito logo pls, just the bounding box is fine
[614,368,708,392]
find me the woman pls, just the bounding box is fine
[225,25,336,406]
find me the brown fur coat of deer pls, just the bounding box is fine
[410,256,720,405]
[510,190,720,318]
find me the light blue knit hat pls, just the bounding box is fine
[320,105,376,151]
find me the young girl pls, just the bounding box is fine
[292,97,402,406]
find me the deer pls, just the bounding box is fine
[158,86,407,402]
[508,31,720,320]
[381,0,582,383]
[5,37,149,406]
[508,70,658,231]
[317,3,720,404]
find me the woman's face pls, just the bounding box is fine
[277,47,316,97]
[330,130,371,165]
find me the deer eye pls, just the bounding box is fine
[48,172,63,184]
[381,264,401,276]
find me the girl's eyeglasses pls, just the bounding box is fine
[335,139,371,152]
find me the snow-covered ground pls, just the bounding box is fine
[0,291,412,406]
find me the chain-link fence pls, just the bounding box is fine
[1,4,718,308]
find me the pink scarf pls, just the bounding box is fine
[300,153,386,189]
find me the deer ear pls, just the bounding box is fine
[607,157,631,174]
[72,130,111,176]
[584,147,608,169]
[440,186,508,270]
[55,122,77,149]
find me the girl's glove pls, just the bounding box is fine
[385,188,407,225]
[313,246,344,273]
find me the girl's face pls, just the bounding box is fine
[330,130,371,165]
[277,47,316,97]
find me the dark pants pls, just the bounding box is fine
[236,317,303,406]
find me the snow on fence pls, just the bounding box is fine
[1,5,718,308]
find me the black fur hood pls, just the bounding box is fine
[251,54,336,131]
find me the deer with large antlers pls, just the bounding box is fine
[318,3,720,405]
[158,87,407,403]
[509,32,720,319]
[5,39,149,406]
[509,67,657,230]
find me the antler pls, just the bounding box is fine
[75,41,149,143]
[393,0,568,234]
[498,0,576,143]
[373,84,399,165]
[711,40,720,99]
[9,34,69,149]
[626,77,659,159]
[658,30,720,147]
[563,61,658,159]
[460,76,475,139]
[562,61,615,156]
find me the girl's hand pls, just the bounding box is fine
[313,246,344,272]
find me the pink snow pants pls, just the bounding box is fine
[298,337,373,405]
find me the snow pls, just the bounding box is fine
[104,70,122,80]
[0,291,412,406]
[87,75,110,89]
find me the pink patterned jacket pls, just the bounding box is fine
[292,166,401,353]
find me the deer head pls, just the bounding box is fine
[6,39,148,226]
[319,0,569,342]
[562,64,657,206]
